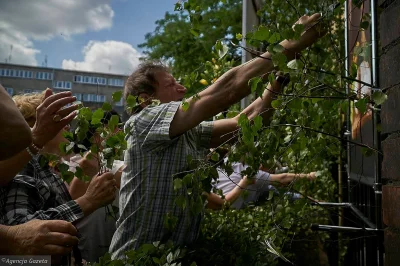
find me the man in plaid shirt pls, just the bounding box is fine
[110,13,326,258]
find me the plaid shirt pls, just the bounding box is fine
[0,155,84,225]
[109,101,213,259]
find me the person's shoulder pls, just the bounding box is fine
[129,101,182,123]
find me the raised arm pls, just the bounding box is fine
[208,74,286,147]
[0,84,32,159]
[0,90,77,186]
[270,172,316,185]
[170,13,324,138]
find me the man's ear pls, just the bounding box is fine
[138,93,151,108]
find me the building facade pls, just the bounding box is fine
[0,63,128,118]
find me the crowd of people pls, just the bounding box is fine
[0,13,325,265]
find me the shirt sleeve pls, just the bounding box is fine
[132,102,180,153]
[193,121,214,150]
[2,176,84,225]
[132,102,213,153]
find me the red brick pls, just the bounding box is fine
[380,0,400,47]
[381,85,400,134]
[382,185,400,227]
[385,227,400,266]
[382,136,400,181]
[380,42,400,89]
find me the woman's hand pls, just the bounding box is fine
[31,89,78,148]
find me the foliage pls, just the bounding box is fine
[89,0,387,265]
[139,0,242,95]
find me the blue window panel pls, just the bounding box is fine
[74,75,82,83]
[5,87,13,96]
[65,82,71,89]
[27,71,32,78]
[115,98,123,106]
[73,93,82,101]
[83,94,89,101]
[97,95,105,102]
[84,76,90,83]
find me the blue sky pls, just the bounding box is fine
[0,0,178,75]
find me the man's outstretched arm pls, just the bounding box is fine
[170,13,325,139]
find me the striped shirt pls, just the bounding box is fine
[110,101,213,259]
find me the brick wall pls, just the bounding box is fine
[379,0,400,265]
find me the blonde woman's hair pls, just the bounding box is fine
[13,91,45,125]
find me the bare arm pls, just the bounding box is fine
[0,85,32,160]
[0,90,77,186]
[170,14,324,139]
[205,176,253,210]
[209,77,284,147]
[270,172,316,185]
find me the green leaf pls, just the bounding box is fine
[108,115,120,131]
[210,152,220,162]
[79,107,92,121]
[182,101,190,111]
[216,42,229,59]
[66,142,75,153]
[281,28,294,40]
[248,77,264,96]
[175,195,186,209]
[190,28,200,37]
[287,59,304,70]
[271,53,287,67]
[126,95,137,108]
[287,99,302,109]
[361,147,375,157]
[293,24,304,39]
[235,33,242,40]
[267,190,274,200]
[174,2,182,11]
[75,166,83,179]
[77,144,87,151]
[350,62,358,78]
[173,178,183,190]
[360,21,370,30]
[271,99,282,109]
[253,115,263,131]
[59,142,68,154]
[355,98,368,114]
[273,44,284,53]
[238,113,249,127]
[102,102,112,111]
[92,109,104,125]
[372,91,387,105]
[167,252,173,264]
[112,91,123,103]
[268,32,280,43]
[62,131,74,141]
[253,26,270,41]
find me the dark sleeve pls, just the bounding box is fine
[2,176,84,225]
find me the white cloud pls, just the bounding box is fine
[0,0,114,65]
[62,40,141,75]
